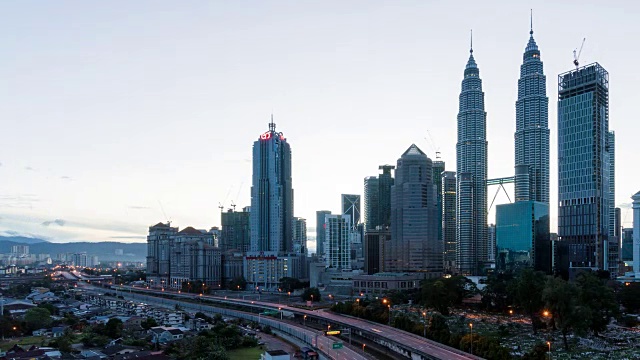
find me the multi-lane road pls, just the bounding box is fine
[112,285,482,360]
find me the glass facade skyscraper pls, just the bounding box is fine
[364,165,395,231]
[515,24,549,204]
[496,201,550,273]
[456,41,488,275]
[249,119,294,253]
[316,210,331,257]
[442,171,457,272]
[341,194,361,230]
[387,144,441,275]
[557,63,615,276]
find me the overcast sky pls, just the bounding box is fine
[1,1,638,251]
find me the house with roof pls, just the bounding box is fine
[149,327,184,343]
[51,326,68,338]
[101,345,142,357]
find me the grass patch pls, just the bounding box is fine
[0,336,48,351]
[227,346,264,360]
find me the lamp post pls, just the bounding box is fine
[279,307,283,320]
[547,341,551,360]
[362,343,366,354]
[388,304,391,325]
[303,315,307,327]
[423,312,427,337]
[469,323,473,355]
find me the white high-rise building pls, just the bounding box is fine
[324,214,352,270]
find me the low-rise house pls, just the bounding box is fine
[31,328,48,336]
[3,300,36,316]
[262,350,291,360]
[51,326,67,338]
[149,327,184,343]
[102,345,141,357]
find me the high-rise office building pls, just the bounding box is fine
[487,224,496,263]
[433,160,446,253]
[515,21,549,204]
[387,144,441,275]
[622,228,633,262]
[364,165,395,232]
[364,228,389,274]
[324,214,352,270]
[220,208,250,253]
[456,38,488,275]
[249,118,294,253]
[316,210,331,257]
[442,171,457,272]
[364,176,379,231]
[341,194,361,230]
[293,217,307,255]
[378,165,395,228]
[558,63,614,276]
[496,201,550,273]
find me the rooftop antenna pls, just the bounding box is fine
[530,9,533,35]
[269,113,276,131]
[573,37,586,69]
[470,29,473,54]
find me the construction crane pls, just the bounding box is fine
[230,201,236,211]
[424,130,442,160]
[573,37,586,69]
[218,202,224,212]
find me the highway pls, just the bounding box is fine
[80,284,368,360]
[113,286,483,360]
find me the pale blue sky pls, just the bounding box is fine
[1,1,638,250]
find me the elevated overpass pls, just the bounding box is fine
[117,286,482,360]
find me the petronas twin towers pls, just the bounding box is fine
[456,23,549,275]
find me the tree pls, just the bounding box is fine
[576,271,618,335]
[279,277,303,292]
[141,317,158,330]
[426,313,451,344]
[301,288,321,302]
[421,276,475,315]
[104,318,123,339]
[510,269,547,334]
[24,307,52,331]
[542,277,589,350]
[227,277,247,291]
[619,282,640,313]
[481,272,514,312]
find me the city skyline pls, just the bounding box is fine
[2,2,639,251]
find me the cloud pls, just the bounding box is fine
[41,219,66,227]
[24,166,35,171]
[110,236,146,239]
[60,176,72,180]
[128,206,150,210]
[0,194,39,209]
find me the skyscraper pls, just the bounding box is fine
[146,222,178,288]
[456,36,488,275]
[442,171,457,272]
[220,207,250,253]
[293,217,307,254]
[324,214,352,270]
[433,159,446,253]
[316,210,331,257]
[515,20,549,204]
[341,194,361,230]
[558,63,614,276]
[387,144,441,275]
[249,118,294,253]
[364,176,379,231]
[364,165,395,232]
[378,165,395,228]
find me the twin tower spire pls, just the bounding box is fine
[456,11,548,275]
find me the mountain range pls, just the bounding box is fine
[0,236,147,262]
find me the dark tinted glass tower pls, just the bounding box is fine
[456,37,488,275]
[342,194,361,230]
[558,63,614,276]
[249,118,294,253]
[221,208,250,252]
[442,171,457,272]
[364,177,379,231]
[316,210,331,257]
[433,160,446,254]
[388,144,441,275]
[515,22,549,204]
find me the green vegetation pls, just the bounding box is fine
[227,346,263,360]
[301,287,321,302]
[24,308,52,331]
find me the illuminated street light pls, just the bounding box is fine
[547,341,551,360]
[469,323,473,355]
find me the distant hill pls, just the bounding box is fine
[0,237,146,262]
[0,236,49,245]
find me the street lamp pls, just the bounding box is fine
[387,304,391,326]
[303,315,307,327]
[547,341,551,360]
[422,312,427,337]
[279,307,283,320]
[469,323,473,355]
[362,343,366,354]
[288,291,291,304]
